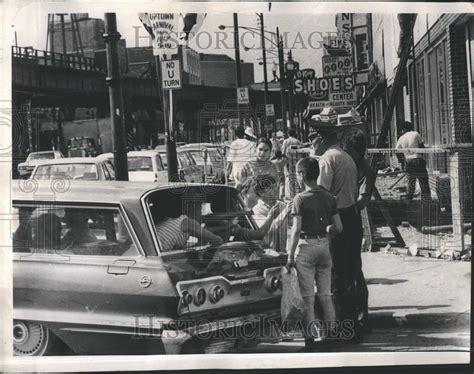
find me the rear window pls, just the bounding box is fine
[33,163,98,180]
[29,152,55,161]
[128,157,153,171]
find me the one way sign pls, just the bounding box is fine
[161,60,182,90]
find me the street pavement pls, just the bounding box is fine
[238,252,471,353]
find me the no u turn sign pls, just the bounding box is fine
[161,59,182,89]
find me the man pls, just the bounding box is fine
[395,121,431,200]
[342,130,375,333]
[226,126,256,183]
[310,125,361,338]
[282,128,302,199]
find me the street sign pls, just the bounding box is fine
[237,87,249,104]
[265,104,275,116]
[161,60,182,90]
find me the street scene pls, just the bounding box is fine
[7,5,473,360]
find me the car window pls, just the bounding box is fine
[159,153,167,167]
[178,152,195,167]
[12,206,139,257]
[155,155,164,171]
[128,157,153,171]
[33,163,99,180]
[104,160,116,180]
[28,152,55,161]
[187,150,206,165]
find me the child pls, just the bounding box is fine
[286,157,343,352]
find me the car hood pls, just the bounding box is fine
[128,171,155,182]
[19,159,49,167]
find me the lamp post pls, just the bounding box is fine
[285,51,295,131]
[277,27,287,131]
[258,13,268,127]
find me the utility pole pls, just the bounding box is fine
[57,13,67,54]
[277,27,287,131]
[103,13,128,181]
[259,13,269,127]
[233,13,242,127]
[287,50,295,131]
[155,55,179,182]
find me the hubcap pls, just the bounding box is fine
[13,321,49,356]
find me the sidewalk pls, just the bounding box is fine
[240,252,470,353]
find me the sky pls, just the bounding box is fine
[9,3,338,82]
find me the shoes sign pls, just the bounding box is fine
[161,60,182,90]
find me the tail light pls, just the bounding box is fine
[179,169,185,181]
[264,275,281,292]
[194,288,206,306]
[154,172,158,182]
[209,285,225,303]
[181,291,193,307]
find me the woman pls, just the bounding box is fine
[233,174,291,253]
[234,138,279,189]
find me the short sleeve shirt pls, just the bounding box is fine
[227,139,256,180]
[317,145,358,209]
[395,131,423,159]
[292,188,338,235]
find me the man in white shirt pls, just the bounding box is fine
[281,128,302,198]
[395,121,431,200]
[226,126,256,183]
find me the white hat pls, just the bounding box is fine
[276,130,284,138]
[244,127,257,139]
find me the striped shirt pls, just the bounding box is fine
[155,215,188,252]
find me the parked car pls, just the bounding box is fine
[17,151,64,177]
[178,143,226,183]
[97,150,167,183]
[29,157,115,181]
[154,145,203,183]
[12,181,285,355]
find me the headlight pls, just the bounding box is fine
[265,276,281,292]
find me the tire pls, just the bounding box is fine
[13,320,65,356]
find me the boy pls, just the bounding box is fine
[286,157,342,352]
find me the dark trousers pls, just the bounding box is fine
[406,158,431,200]
[329,205,363,325]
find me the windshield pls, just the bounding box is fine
[28,152,55,161]
[128,157,153,171]
[33,163,99,180]
[187,150,205,165]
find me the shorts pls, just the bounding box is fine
[295,237,332,298]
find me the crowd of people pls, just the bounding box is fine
[225,123,373,351]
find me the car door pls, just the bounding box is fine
[12,204,175,340]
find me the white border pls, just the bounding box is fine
[1,1,472,371]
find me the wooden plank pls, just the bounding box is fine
[449,152,465,251]
[372,186,406,247]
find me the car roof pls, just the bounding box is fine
[127,150,160,157]
[29,150,57,154]
[179,143,222,150]
[32,157,106,165]
[12,180,233,203]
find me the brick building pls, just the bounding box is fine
[199,53,255,87]
[49,13,106,57]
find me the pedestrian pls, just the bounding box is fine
[234,138,279,189]
[395,121,431,200]
[342,129,376,334]
[270,131,282,156]
[226,126,256,183]
[286,157,342,351]
[271,150,288,199]
[310,124,361,338]
[235,174,291,253]
[282,128,302,199]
